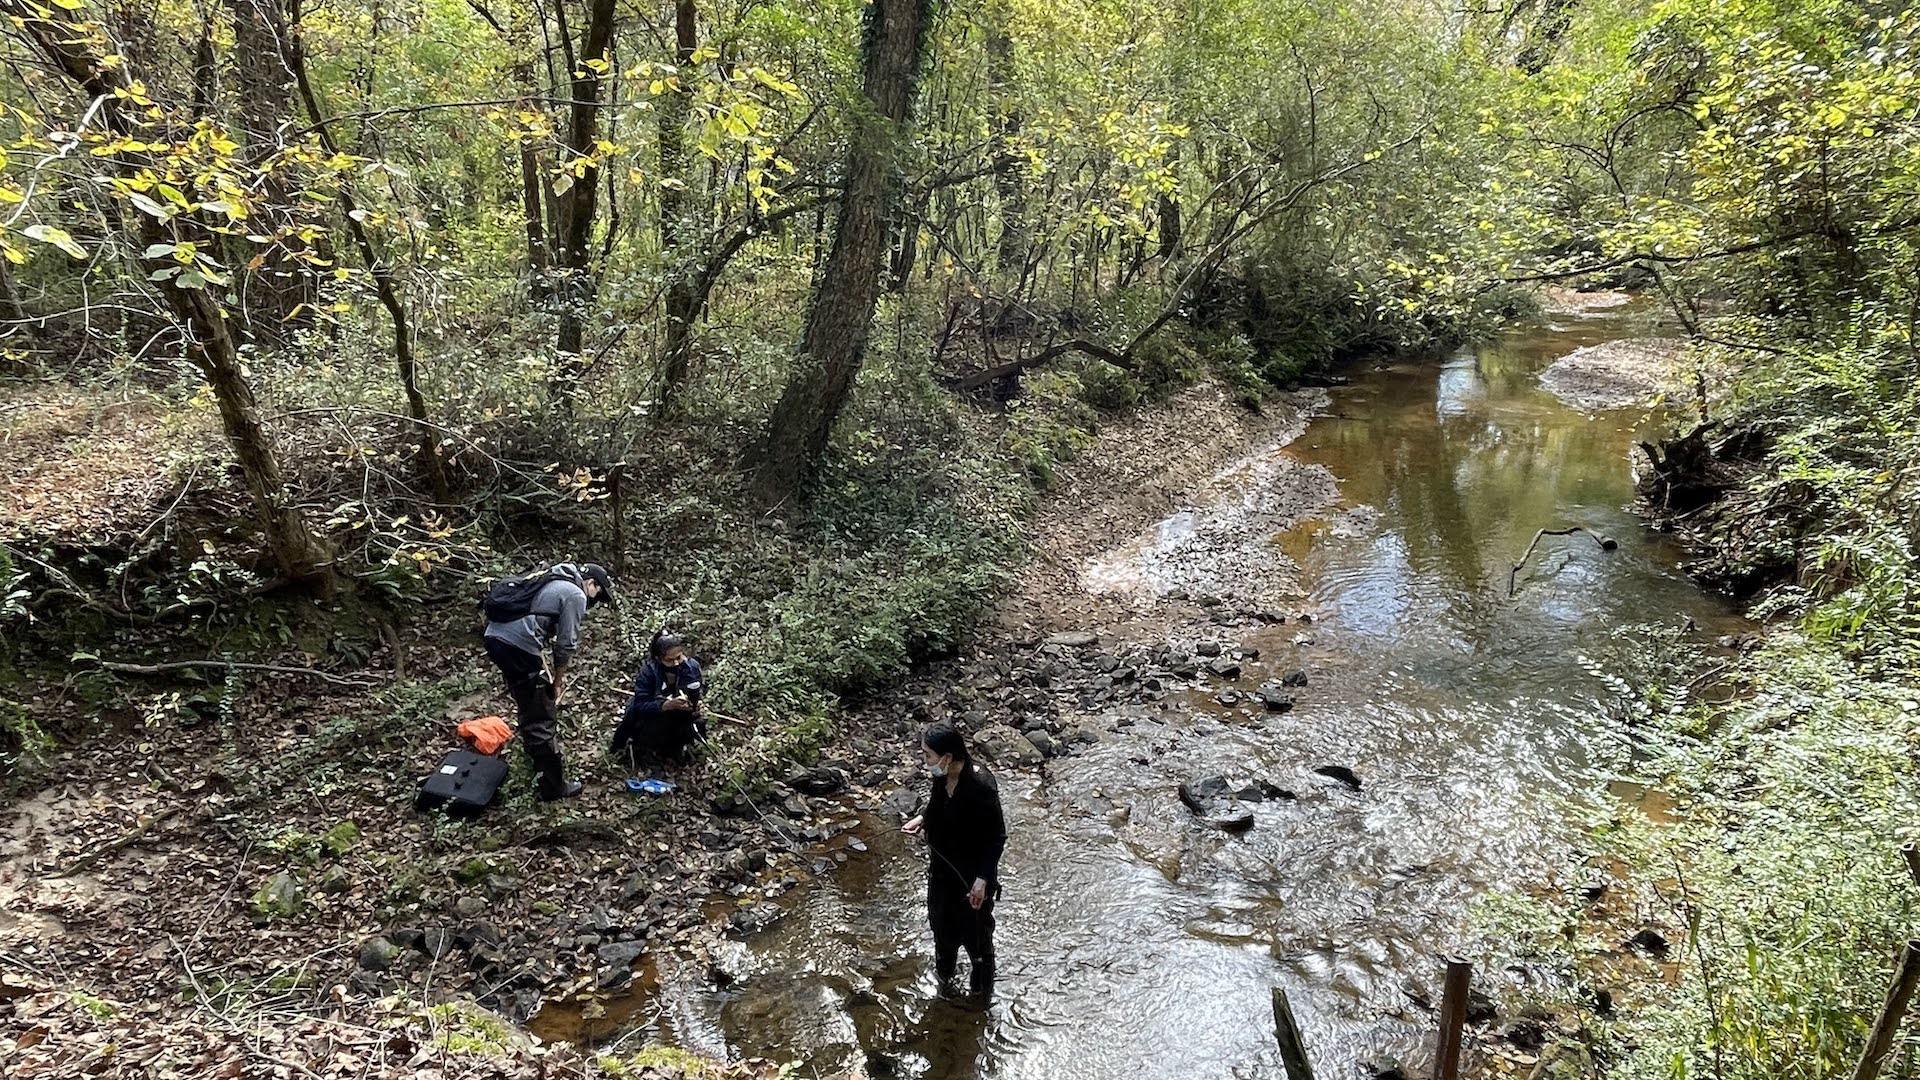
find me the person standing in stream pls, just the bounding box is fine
[901,722,1008,997]
[482,562,613,801]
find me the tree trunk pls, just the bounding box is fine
[285,0,450,502]
[552,0,619,381]
[513,59,553,301]
[985,9,1028,282]
[753,0,935,499]
[227,0,315,347]
[658,0,700,413]
[5,0,334,587]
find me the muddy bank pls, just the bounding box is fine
[1538,338,1688,412]
[1010,381,1333,639]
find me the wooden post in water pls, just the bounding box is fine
[1852,940,1920,1080]
[1901,843,1920,890]
[1435,957,1473,1080]
[1271,987,1317,1080]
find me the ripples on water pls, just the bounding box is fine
[611,307,1745,1078]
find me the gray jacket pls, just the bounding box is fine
[482,563,590,666]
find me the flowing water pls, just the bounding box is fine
[581,305,1743,1078]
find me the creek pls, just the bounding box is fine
[561,301,1743,1078]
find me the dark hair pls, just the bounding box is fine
[650,628,683,661]
[921,721,970,762]
[580,563,614,607]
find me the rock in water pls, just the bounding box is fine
[1281,670,1308,687]
[1047,630,1100,648]
[1313,765,1362,791]
[1207,809,1256,833]
[973,724,1044,768]
[1255,685,1295,712]
[1179,776,1231,813]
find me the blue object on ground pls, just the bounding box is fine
[624,778,675,795]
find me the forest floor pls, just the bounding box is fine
[0,377,1336,1078]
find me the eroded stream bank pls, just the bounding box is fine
[552,299,1745,1078]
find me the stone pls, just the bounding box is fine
[1178,776,1231,813]
[728,902,783,936]
[1281,670,1309,687]
[452,896,487,920]
[317,866,352,895]
[469,946,510,977]
[1062,724,1102,746]
[787,767,847,796]
[418,928,456,960]
[1362,1058,1409,1080]
[1195,641,1224,657]
[621,872,651,902]
[972,724,1043,768]
[1208,658,1242,679]
[596,940,646,970]
[1025,730,1058,757]
[457,921,502,949]
[357,937,399,971]
[1047,630,1100,648]
[1626,928,1669,957]
[1215,690,1241,707]
[321,821,361,858]
[1313,765,1362,791]
[1255,685,1296,712]
[1207,809,1256,832]
[249,873,303,923]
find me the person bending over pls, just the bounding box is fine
[481,562,612,801]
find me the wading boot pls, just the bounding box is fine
[968,958,995,1000]
[534,751,583,802]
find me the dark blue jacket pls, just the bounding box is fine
[624,657,704,729]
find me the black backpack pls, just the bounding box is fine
[482,569,566,623]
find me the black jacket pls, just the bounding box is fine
[922,761,1008,892]
[624,657,704,724]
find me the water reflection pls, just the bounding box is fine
[620,308,1743,1079]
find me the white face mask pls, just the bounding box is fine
[925,757,949,778]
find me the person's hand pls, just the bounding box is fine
[663,697,689,711]
[901,815,923,836]
[968,878,988,909]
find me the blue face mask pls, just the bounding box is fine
[926,757,949,778]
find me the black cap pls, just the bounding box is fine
[580,562,613,606]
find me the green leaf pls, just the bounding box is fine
[22,224,86,259]
[142,242,177,259]
[127,191,172,220]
